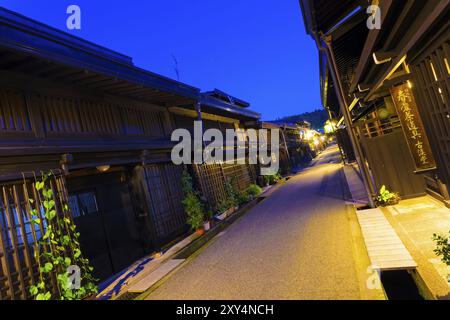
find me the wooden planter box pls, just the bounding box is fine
[215,206,238,221]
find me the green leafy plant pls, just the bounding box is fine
[236,190,250,205]
[263,172,282,185]
[217,178,253,213]
[218,198,233,213]
[224,178,238,208]
[246,184,262,198]
[374,185,400,207]
[432,231,450,266]
[28,172,97,300]
[181,171,205,230]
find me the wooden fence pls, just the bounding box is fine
[194,163,254,212]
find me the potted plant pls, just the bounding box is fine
[432,231,450,283]
[374,185,400,207]
[225,178,239,210]
[432,231,450,264]
[263,172,282,186]
[246,184,263,200]
[236,190,250,206]
[216,198,234,220]
[203,209,214,231]
[181,171,206,235]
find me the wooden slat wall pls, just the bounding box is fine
[411,40,450,190]
[0,89,169,145]
[141,164,187,245]
[35,93,167,138]
[360,130,426,198]
[0,90,32,134]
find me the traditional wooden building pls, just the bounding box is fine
[0,8,260,299]
[169,89,261,212]
[300,0,449,206]
[271,122,314,169]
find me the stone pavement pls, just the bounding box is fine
[384,196,450,299]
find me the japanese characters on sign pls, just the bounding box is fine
[390,83,436,172]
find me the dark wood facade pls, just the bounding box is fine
[0,8,261,299]
[410,24,450,203]
[300,0,449,204]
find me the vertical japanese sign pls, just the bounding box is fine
[390,83,436,172]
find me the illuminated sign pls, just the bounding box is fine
[390,83,436,172]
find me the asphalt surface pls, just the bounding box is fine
[145,146,362,299]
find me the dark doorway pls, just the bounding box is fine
[67,170,146,281]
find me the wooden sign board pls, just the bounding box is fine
[390,83,436,172]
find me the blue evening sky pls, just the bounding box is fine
[0,1,320,120]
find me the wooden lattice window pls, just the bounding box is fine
[0,176,69,300]
[195,163,254,212]
[411,40,450,187]
[142,164,186,243]
[195,164,227,211]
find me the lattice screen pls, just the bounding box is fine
[0,176,68,300]
[412,41,450,187]
[142,164,187,244]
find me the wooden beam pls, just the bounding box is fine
[373,51,398,65]
[381,73,412,88]
[329,10,366,40]
[353,91,367,99]
[349,0,393,93]
[358,83,372,92]
[366,0,449,101]
[74,75,112,86]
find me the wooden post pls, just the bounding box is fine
[322,35,376,207]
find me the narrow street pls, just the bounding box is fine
[145,146,363,300]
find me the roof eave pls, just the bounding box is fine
[0,6,200,100]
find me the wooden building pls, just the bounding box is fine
[0,8,260,299]
[170,89,261,212]
[300,0,449,205]
[272,122,314,170]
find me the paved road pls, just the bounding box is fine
[145,146,362,299]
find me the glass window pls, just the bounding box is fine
[68,191,98,218]
[78,192,98,215]
[69,195,81,218]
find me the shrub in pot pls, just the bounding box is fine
[432,231,450,282]
[432,231,450,265]
[246,184,263,199]
[263,172,282,186]
[181,171,205,234]
[224,178,238,208]
[204,209,214,231]
[183,192,205,234]
[236,191,250,205]
[374,185,400,207]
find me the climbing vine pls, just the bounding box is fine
[27,172,97,300]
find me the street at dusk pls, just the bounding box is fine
[145,146,361,300]
[0,1,449,312]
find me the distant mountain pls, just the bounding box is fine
[272,109,328,130]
